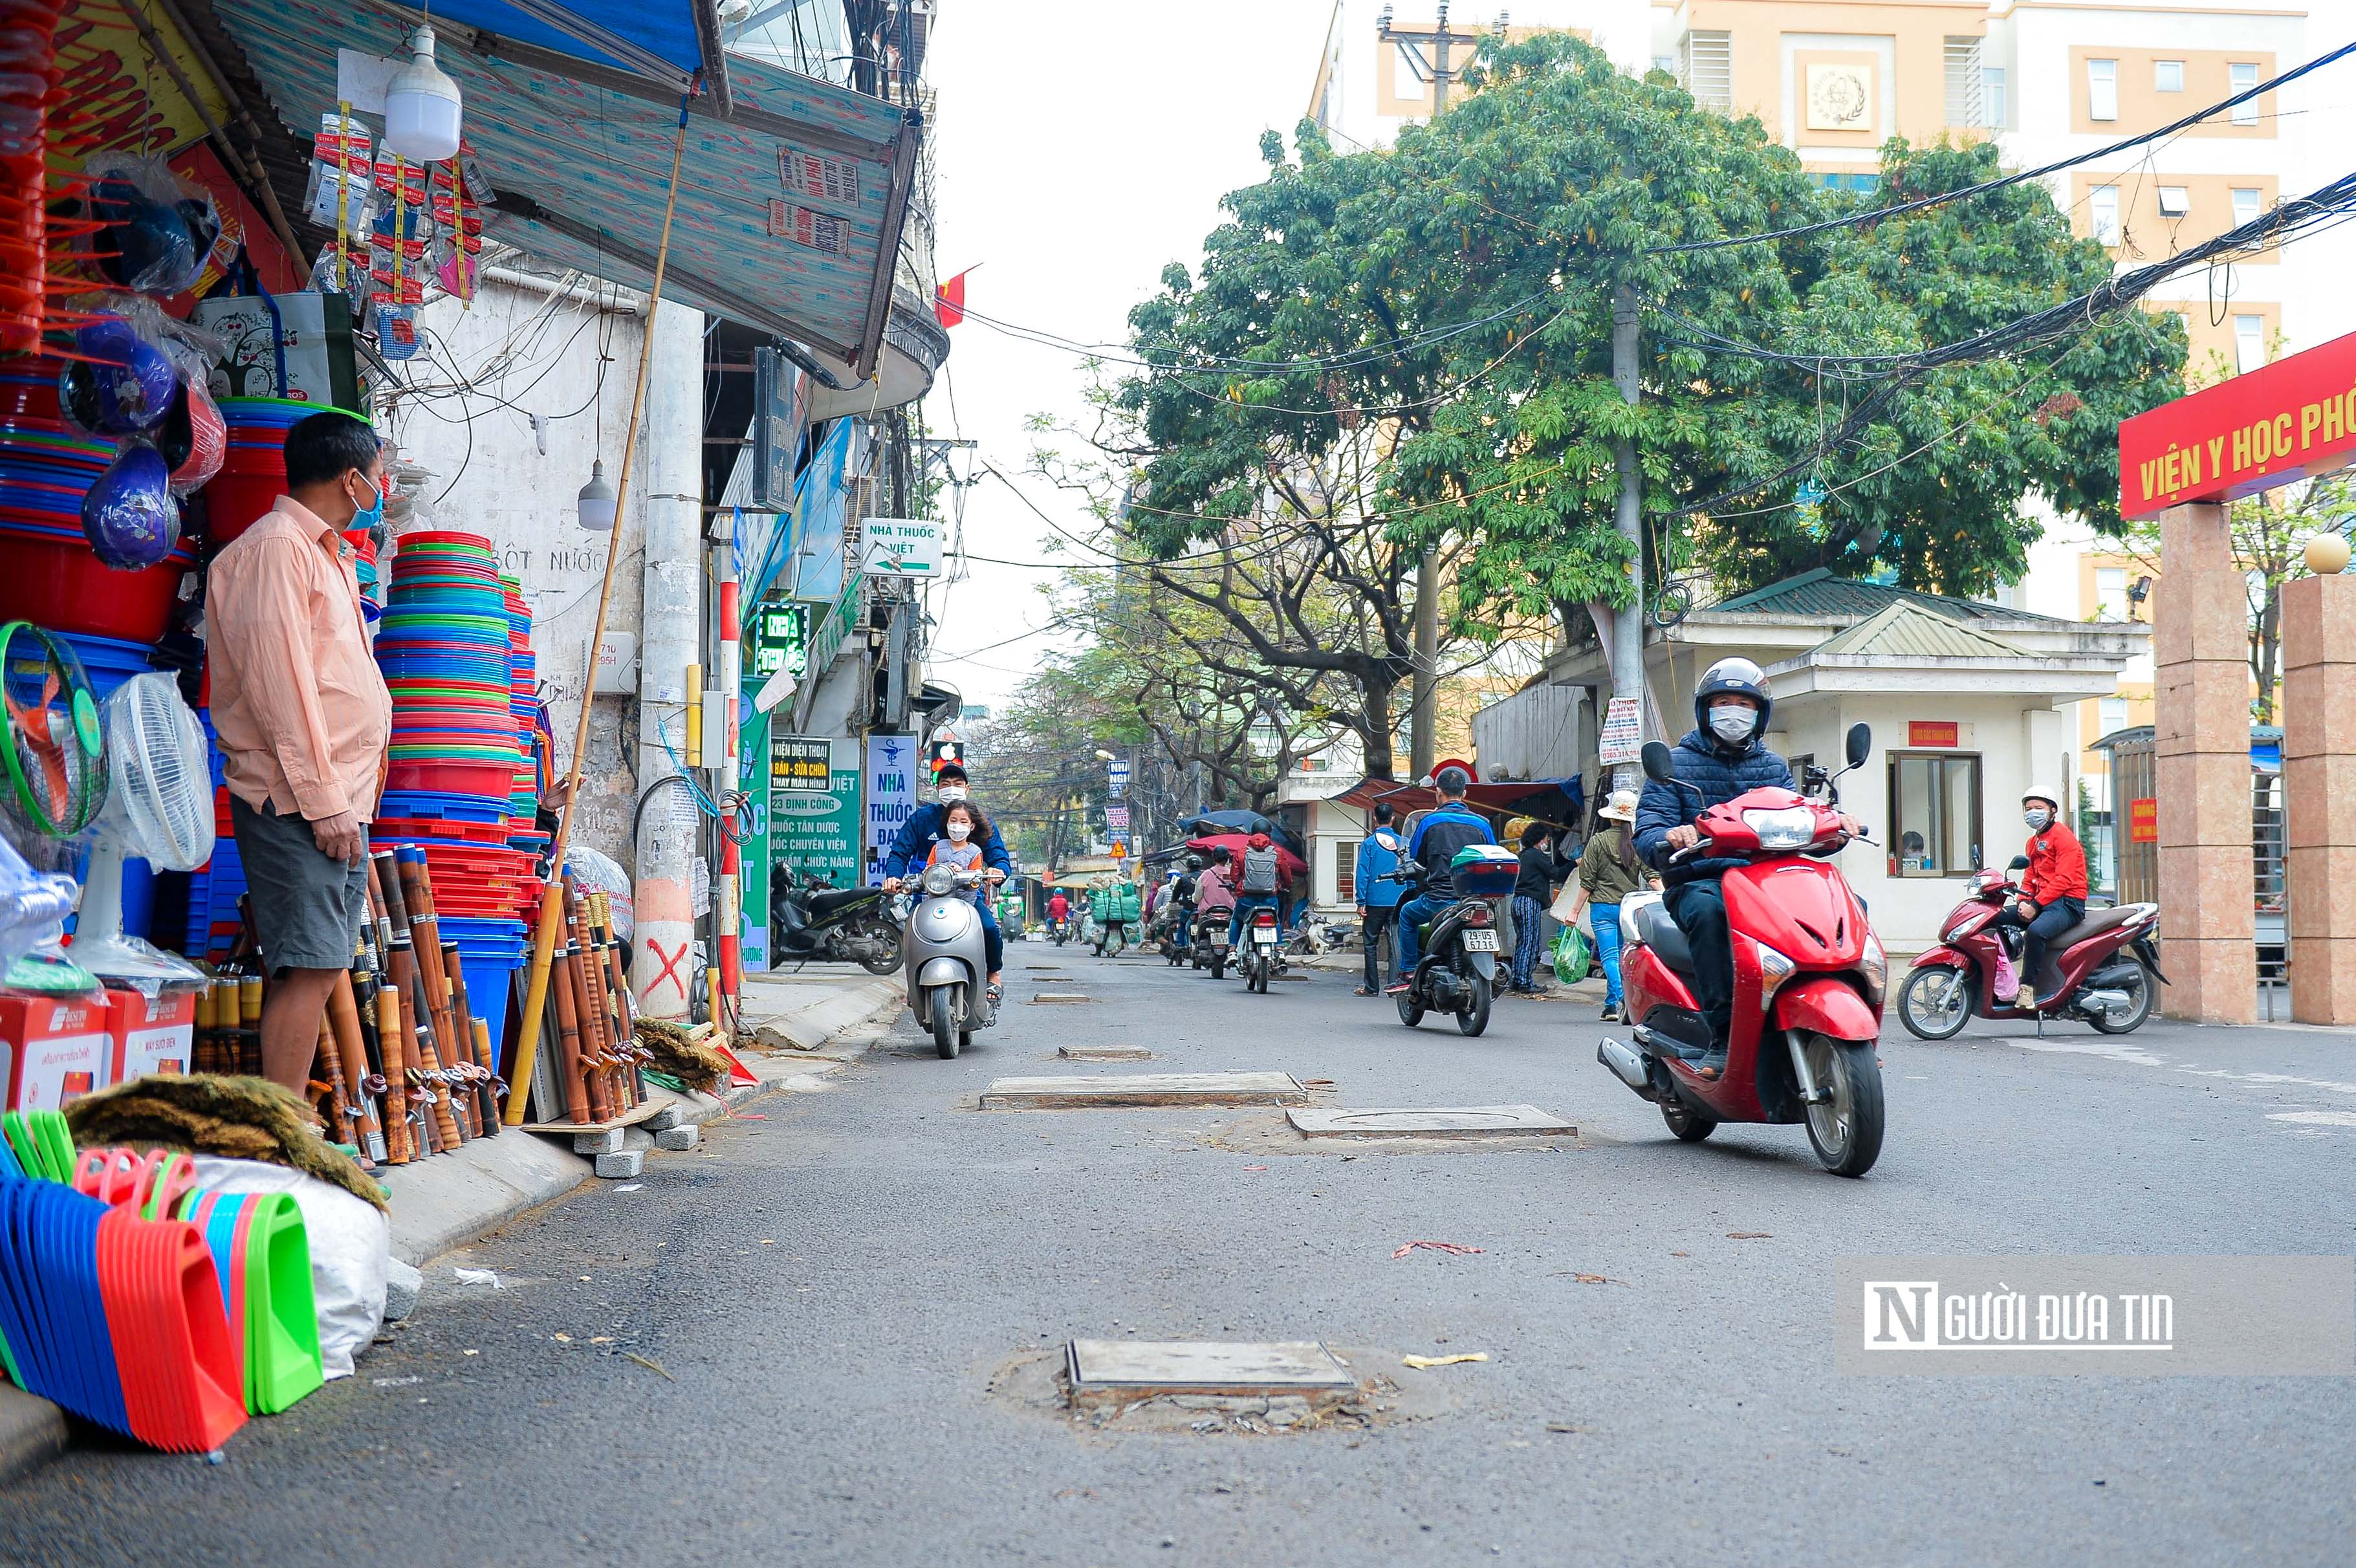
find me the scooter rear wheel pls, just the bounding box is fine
[1800,1032,1883,1177]
[930,986,959,1059]
[1455,973,1491,1037]
[2085,957,2155,1035]
[1897,964,1971,1041]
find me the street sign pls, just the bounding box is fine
[859,516,943,576]
[1598,696,1643,766]
[750,602,809,679]
[770,735,831,792]
[1105,805,1129,829]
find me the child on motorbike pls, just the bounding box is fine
[917,799,1006,1001]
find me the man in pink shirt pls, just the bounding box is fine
[206,412,391,1094]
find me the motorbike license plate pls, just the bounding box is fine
[1252,929,1280,945]
[1461,928,1500,952]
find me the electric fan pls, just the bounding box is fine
[0,620,106,844]
[71,671,212,981]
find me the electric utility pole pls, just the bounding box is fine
[1388,4,1463,781]
[1609,281,1646,792]
[1378,3,1505,780]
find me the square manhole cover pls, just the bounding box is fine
[1032,992,1094,1003]
[980,1071,1310,1109]
[1287,1105,1578,1138]
[1060,1044,1151,1061]
[1067,1339,1356,1408]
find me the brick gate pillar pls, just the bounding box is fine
[2282,571,2356,1025]
[2154,501,2256,1023]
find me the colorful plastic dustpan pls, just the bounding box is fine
[238,1192,322,1413]
[1,1113,41,1180]
[49,1188,131,1435]
[34,1113,73,1182]
[0,1183,39,1391]
[0,1123,21,1179]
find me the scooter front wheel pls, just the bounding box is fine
[1800,1033,1883,1177]
[930,986,960,1059]
[1897,964,1972,1041]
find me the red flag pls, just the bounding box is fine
[935,267,971,329]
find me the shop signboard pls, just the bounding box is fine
[1908,721,1960,748]
[772,739,862,905]
[860,516,943,576]
[2128,797,2159,844]
[2119,329,2356,518]
[750,602,811,681]
[864,733,917,886]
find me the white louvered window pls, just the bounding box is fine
[2090,185,2121,246]
[2234,314,2265,374]
[2088,58,2118,122]
[1983,67,2007,129]
[1945,38,1985,127]
[1683,30,1732,112]
[2230,63,2260,124]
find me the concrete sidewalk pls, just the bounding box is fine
[0,968,901,1485]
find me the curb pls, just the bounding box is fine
[0,1385,67,1488]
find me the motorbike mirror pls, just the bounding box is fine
[2009,855,2031,871]
[1639,740,1676,785]
[1845,723,1872,768]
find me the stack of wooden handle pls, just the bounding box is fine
[538,873,649,1127]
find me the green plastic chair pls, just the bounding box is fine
[239,1192,323,1415]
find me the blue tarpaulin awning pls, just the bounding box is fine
[213,0,917,373]
[391,1,715,90]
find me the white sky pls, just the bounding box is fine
[922,1,1340,708]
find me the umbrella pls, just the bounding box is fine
[1186,833,1307,882]
[1179,809,1302,852]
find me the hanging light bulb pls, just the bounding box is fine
[576,458,617,532]
[384,26,463,164]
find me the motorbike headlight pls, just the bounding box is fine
[1859,929,1886,1008]
[921,863,959,897]
[1743,805,1817,851]
[1754,939,1795,1013]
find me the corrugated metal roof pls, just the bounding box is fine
[1809,602,2029,660]
[1712,567,2070,626]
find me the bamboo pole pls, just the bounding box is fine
[505,99,694,1126]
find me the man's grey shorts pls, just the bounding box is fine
[227,794,367,975]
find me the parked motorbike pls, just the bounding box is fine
[902,863,998,1058]
[1239,905,1285,994]
[1191,909,1232,980]
[770,864,902,975]
[1897,857,2163,1039]
[1595,726,1890,1177]
[1382,854,1514,1036]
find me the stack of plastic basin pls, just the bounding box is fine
[500,575,540,826]
[202,398,367,548]
[441,914,529,1062]
[344,528,382,622]
[0,358,196,643]
[375,532,526,807]
[180,708,243,960]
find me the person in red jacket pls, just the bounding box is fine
[1996,784,2089,1007]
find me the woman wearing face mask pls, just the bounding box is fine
[922,798,1007,999]
[1994,786,2088,1008]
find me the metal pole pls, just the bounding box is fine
[505,101,693,1125]
[1610,281,1646,792]
[1410,549,1438,779]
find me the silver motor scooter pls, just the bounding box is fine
[904,862,998,1058]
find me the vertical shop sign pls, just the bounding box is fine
[864,733,917,886]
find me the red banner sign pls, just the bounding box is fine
[2128,797,2159,844]
[1908,721,1960,748]
[2119,330,2356,519]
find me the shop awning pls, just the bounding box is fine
[389,2,721,96]
[210,0,918,375]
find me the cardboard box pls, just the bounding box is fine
[0,993,113,1111]
[106,987,198,1085]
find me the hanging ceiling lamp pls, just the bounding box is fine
[384,26,463,164]
[576,459,617,532]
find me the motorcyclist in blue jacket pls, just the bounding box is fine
[1384,767,1494,994]
[1633,659,1794,1080]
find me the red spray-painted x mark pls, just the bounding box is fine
[644,937,689,999]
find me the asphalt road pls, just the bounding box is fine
[5,945,2353,1566]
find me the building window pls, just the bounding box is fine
[1683,30,1733,112]
[2095,566,2130,620]
[1811,171,1882,195]
[2090,184,2121,245]
[2230,62,2260,123]
[2088,58,2118,122]
[1945,38,1985,127]
[2099,697,2130,735]
[1889,754,1983,878]
[2231,186,2262,229]
[2154,60,2184,93]
[1983,67,2007,128]
[2157,186,2190,217]
[2235,314,2266,374]
[1337,842,1358,902]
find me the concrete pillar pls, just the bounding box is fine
[2282,572,2356,1024]
[2152,501,2256,1023]
[631,303,706,1019]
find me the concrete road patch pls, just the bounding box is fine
[978,1071,1311,1109]
[1059,1045,1153,1061]
[1031,992,1094,1004]
[1288,1105,1579,1139]
[1067,1339,1357,1407]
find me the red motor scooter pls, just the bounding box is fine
[1596,726,1890,1177]
[1896,860,2163,1040]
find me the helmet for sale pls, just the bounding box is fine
[2022,784,2062,812]
[1693,656,1773,743]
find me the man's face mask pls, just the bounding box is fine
[1708,702,1758,744]
[947,820,972,843]
[347,468,384,532]
[937,784,966,804]
[2025,808,2053,831]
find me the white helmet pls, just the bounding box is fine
[2023,784,2062,812]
